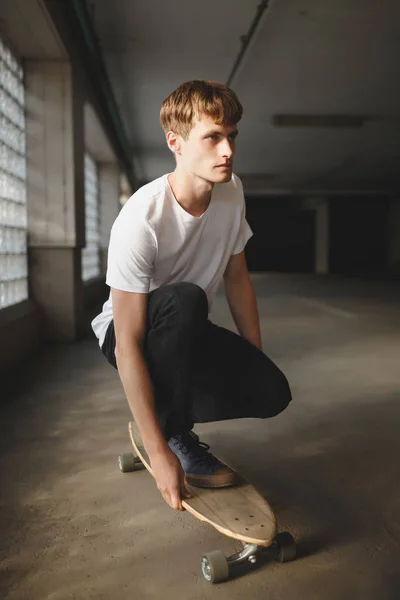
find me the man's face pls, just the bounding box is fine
[175,114,238,184]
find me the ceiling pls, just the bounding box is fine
[0,0,67,60]
[89,0,400,194]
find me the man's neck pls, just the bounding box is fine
[168,170,214,218]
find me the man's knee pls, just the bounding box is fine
[269,369,292,417]
[170,282,208,323]
[149,281,208,325]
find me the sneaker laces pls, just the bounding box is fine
[171,431,220,469]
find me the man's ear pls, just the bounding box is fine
[166,131,181,155]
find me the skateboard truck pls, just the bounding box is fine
[201,532,296,583]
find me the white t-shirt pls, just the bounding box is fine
[91,172,253,347]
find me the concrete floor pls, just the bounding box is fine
[1,274,400,599]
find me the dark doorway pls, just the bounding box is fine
[329,197,389,274]
[245,197,315,272]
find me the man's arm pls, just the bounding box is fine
[112,288,190,510]
[112,289,165,453]
[223,251,262,351]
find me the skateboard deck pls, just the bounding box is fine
[129,421,276,546]
[119,421,296,583]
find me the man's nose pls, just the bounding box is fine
[221,138,234,157]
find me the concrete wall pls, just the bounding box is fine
[23,61,122,343]
[25,60,85,342]
[0,2,126,377]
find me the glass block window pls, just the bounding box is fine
[0,37,28,309]
[120,173,131,206]
[82,153,100,281]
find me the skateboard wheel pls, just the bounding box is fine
[201,551,229,584]
[273,532,296,563]
[118,453,141,473]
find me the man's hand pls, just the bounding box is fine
[150,447,192,511]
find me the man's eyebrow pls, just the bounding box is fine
[203,129,239,137]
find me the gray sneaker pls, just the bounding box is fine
[168,431,237,488]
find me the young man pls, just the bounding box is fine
[92,80,292,511]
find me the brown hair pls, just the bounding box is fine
[160,80,243,139]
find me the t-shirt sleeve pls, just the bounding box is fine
[106,215,156,293]
[232,179,253,255]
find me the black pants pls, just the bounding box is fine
[101,282,292,439]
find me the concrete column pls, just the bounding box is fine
[25,60,85,341]
[99,164,120,274]
[387,198,400,272]
[302,197,330,274]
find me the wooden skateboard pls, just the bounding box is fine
[118,421,296,583]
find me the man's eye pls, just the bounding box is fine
[208,135,218,141]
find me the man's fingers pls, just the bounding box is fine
[161,489,183,511]
[170,491,183,511]
[180,473,192,500]
[181,483,192,500]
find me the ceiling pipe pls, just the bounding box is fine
[227,0,270,87]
